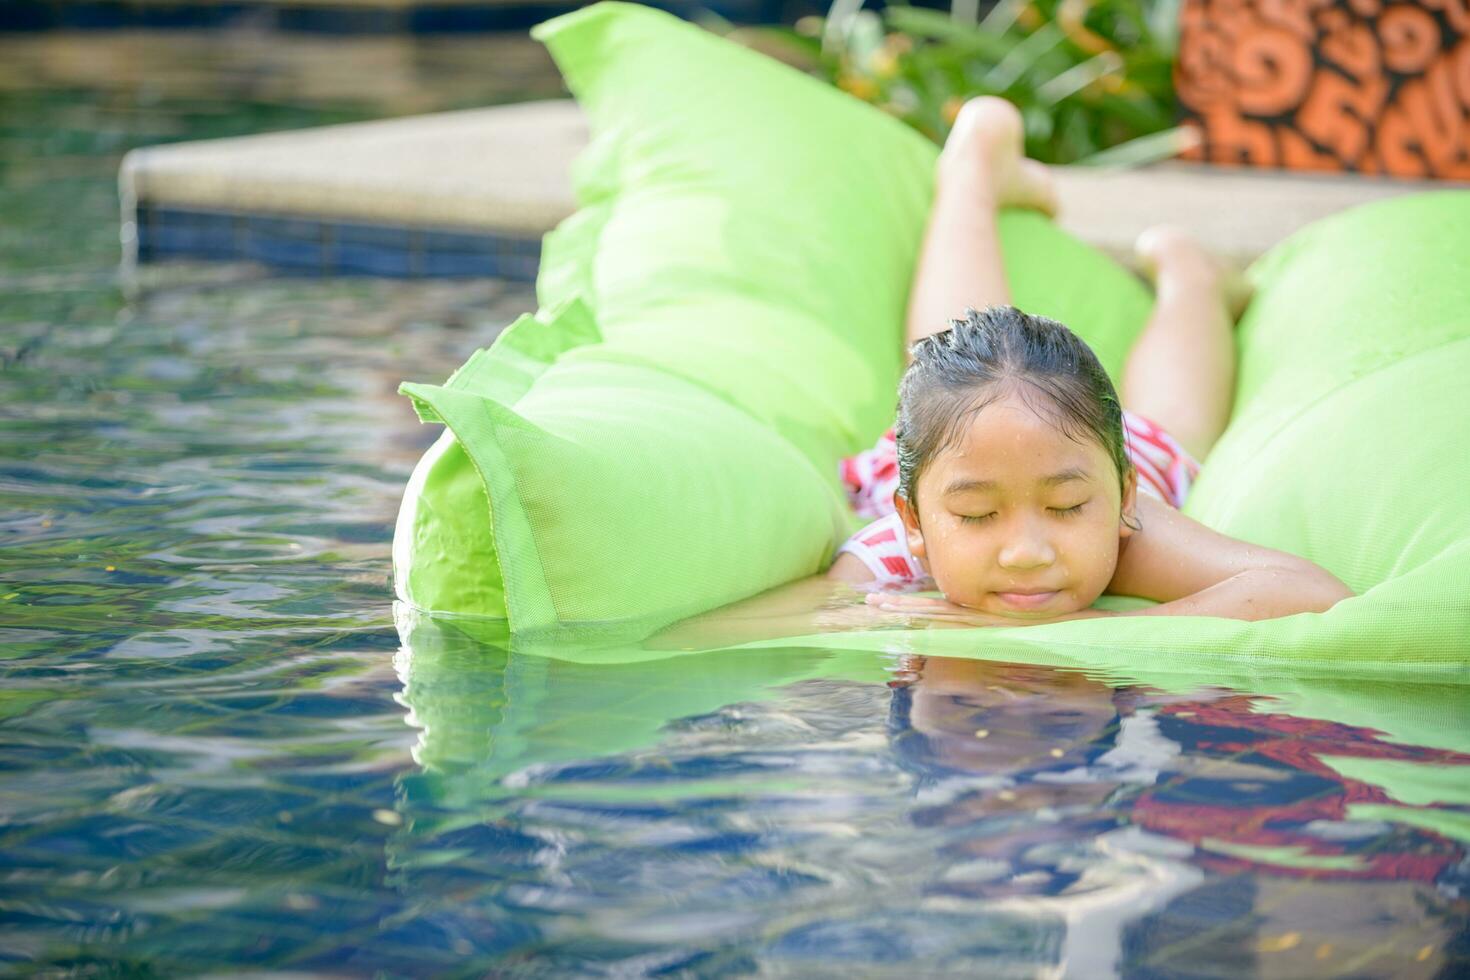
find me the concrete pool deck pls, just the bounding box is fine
[120,97,1462,280]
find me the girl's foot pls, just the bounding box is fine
[1134,225,1254,321]
[937,97,1058,217]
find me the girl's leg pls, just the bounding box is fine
[1123,226,1252,462]
[904,98,1057,357]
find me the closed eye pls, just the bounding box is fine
[960,513,996,525]
[1051,503,1087,516]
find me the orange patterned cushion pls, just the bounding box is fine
[1177,0,1470,178]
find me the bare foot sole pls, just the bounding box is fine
[938,97,1058,218]
[1134,225,1254,321]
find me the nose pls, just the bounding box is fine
[997,515,1056,570]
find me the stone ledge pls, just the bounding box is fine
[121,96,1464,280]
[1053,162,1456,265]
[121,99,584,235]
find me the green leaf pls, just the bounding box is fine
[984,23,1065,92]
[1074,125,1198,167]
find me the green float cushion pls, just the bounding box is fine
[398,298,852,637]
[394,1,1150,635]
[397,1,1468,664]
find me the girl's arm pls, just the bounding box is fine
[650,574,912,649]
[1105,493,1354,620]
[827,550,878,584]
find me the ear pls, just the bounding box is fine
[1118,466,1139,540]
[893,491,927,560]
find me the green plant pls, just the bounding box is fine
[744,0,1195,166]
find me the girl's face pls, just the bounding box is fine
[903,656,1118,771]
[895,389,1137,619]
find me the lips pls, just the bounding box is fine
[994,590,1060,610]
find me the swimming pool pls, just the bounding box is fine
[2,27,1468,978]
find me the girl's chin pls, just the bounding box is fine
[952,591,1085,619]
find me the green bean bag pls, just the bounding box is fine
[395,1,1470,667]
[394,0,1147,641]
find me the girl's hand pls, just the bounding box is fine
[812,601,918,631]
[863,592,1112,628]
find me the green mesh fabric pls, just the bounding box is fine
[395,1,1469,667]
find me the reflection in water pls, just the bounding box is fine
[394,616,1470,976]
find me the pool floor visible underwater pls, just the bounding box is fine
[2,28,1469,979]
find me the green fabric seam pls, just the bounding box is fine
[398,384,552,630]
[397,297,600,628]
[478,398,561,631]
[398,385,503,620]
[532,8,619,317]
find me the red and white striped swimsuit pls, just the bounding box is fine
[836,410,1199,586]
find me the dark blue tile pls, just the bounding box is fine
[140,208,239,261]
[135,206,543,279]
[243,215,328,271]
[330,223,416,276]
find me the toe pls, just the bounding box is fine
[945,96,1025,158]
[1016,159,1059,217]
[1134,224,1200,281]
[1134,224,1192,262]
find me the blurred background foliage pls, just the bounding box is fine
[741,0,1195,166]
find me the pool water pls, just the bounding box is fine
[3,27,1469,979]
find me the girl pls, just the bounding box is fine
[828,98,1352,626]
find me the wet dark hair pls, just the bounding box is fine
[885,681,1122,784]
[895,305,1133,515]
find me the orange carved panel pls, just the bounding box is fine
[1177,0,1470,178]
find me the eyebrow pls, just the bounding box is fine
[943,468,1091,495]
